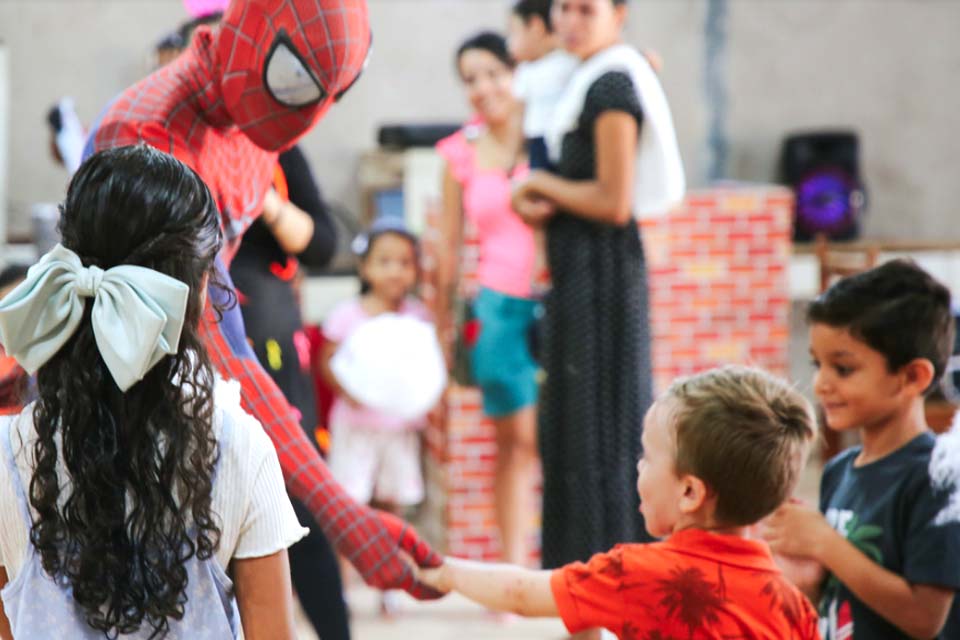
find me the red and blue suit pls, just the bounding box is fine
[85,0,440,597]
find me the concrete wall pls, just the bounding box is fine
[725,0,960,240]
[0,0,957,240]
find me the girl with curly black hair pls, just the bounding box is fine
[0,145,307,639]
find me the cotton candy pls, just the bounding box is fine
[330,313,447,420]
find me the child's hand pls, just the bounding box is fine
[417,564,451,594]
[773,552,826,597]
[427,394,447,428]
[321,341,365,409]
[400,551,452,594]
[333,378,363,409]
[761,500,838,562]
[435,321,455,372]
[343,391,364,409]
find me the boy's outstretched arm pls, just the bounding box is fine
[419,559,558,617]
[764,501,954,639]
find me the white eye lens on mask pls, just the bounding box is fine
[264,33,326,108]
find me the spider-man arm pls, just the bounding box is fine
[88,118,197,169]
[202,260,443,598]
[87,116,443,598]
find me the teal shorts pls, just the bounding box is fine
[470,286,541,417]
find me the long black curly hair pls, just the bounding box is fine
[29,145,225,639]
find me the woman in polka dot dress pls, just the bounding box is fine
[512,0,654,569]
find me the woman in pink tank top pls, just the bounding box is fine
[435,32,541,570]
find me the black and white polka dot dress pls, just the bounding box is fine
[539,70,654,568]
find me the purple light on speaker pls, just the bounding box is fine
[797,168,855,234]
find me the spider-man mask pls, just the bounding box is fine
[217,0,370,151]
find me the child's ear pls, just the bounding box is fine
[901,357,936,396]
[678,474,709,515]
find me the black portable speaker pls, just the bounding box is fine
[779,131,866,242]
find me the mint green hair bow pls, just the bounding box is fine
[0,244,190,392]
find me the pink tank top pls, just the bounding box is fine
[436,125,535,299]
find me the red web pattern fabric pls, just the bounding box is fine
[88,4,438,597]
[217,0,369,149]
[91,33,275,259]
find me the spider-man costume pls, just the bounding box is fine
[85,0,440,597]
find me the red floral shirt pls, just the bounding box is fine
[551,529,820,640]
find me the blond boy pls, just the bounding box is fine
[415,366,821,639]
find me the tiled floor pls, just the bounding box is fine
[294,584,568,639]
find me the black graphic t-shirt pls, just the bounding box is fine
[819,432,960,639]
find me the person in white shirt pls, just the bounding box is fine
[0,145,307,640]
